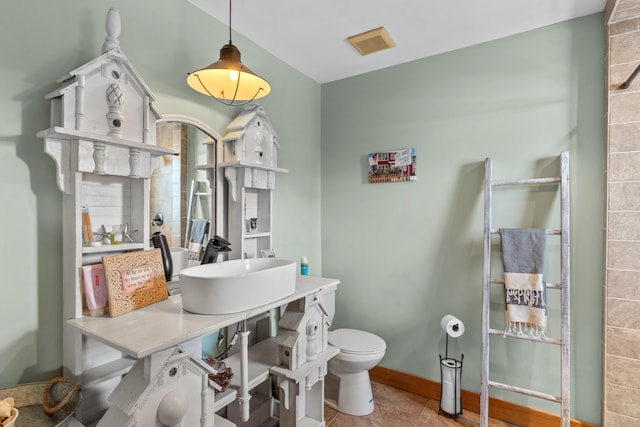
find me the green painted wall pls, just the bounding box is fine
[321,14,604,424]
[0,1,604,424]
[0,0,321,387]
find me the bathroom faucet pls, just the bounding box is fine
[201,235,232,264]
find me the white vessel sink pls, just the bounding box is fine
[179,258,296,314]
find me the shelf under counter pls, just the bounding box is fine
[270,344,340,383]
[224,338,340,389]
[213,387,238,413]
[225,338,278,392]
[68,275,339,360]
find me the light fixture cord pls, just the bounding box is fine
[192,0,266,106]
[228,0,232,44]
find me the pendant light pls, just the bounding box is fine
[186,0,271,106]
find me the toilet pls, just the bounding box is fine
[322,292,387,416]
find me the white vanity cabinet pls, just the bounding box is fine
[68,275,339,427]
[37,8,174,423]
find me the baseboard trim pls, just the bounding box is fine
[370,366,598,427]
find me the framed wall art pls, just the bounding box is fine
[368,148,416,183]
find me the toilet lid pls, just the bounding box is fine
[328,328,386,355]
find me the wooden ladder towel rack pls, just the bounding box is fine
[184,179,212,248]
[480,152,570,427]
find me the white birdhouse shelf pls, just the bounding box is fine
[221,103,284,170]
[221,103,287,260]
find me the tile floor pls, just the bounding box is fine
[324,381,518,427]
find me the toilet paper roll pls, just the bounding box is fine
[441,314,465,338]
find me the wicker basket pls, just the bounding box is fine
[0,379,80,427]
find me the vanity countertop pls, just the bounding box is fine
[68,275,339,359]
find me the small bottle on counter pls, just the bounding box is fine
[300,256,309,275]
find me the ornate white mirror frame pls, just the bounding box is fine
[152,114,225,253]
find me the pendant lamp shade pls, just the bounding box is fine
[187,43,271,104]
[186,0,270,105]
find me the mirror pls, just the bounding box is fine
[150,115,222,258]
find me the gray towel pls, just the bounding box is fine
[500,228,547,335]
[188,219,209,254]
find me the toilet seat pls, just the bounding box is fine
[329,328,386,355]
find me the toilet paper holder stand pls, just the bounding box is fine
[439,327,464,420]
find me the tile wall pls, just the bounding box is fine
[151,122,186,247]
[606,0,640,425]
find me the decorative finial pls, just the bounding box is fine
[101,8,121,53]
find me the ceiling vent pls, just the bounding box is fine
[347,27,396,56]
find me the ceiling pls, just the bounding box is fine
[189,0,607,84]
